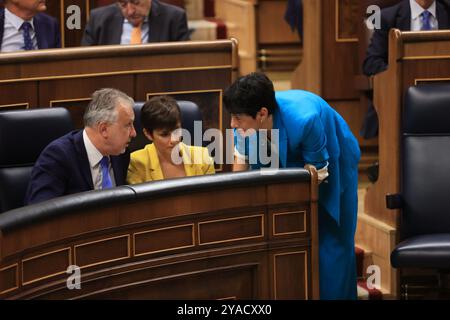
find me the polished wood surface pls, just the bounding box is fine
[0,169,319,299]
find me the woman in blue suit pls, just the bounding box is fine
[224,72,360,299]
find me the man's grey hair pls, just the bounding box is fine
[84,88,134,127]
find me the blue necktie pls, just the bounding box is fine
[21,22,34,50]
[99,156,113,189]
[421,10,432,31]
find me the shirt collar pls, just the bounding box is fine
[124,16,148,26]
[4,7,35,31]
[83,130,105,168]
[410,0,436,20]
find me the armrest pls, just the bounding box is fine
[386,194,403,209]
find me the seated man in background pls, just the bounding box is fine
[0,0,61,52]
[127,95,214,184]
[361,0,450,138]
[25,88,137,205]
[81,0,190,46]
[224,72,360,299]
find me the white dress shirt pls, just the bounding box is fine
[1,8,38,52]
[83,130,116,190]
[120,18,149,44]
[410,0,438,31]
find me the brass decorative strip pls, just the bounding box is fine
[133,224,195,257]
[402,55,450,60]
[335,0,358,43]
[198,214,264,246]
[49,97,91,106]
[415,77,450,85]
[272,210,307,236]
[0,102,29,110]
[74,235,131,269]
[0,264,19,295]
[21,247,72,286]
[0,65,233,84]
[273,251,308,300]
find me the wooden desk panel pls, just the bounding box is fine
[0,169,319,300]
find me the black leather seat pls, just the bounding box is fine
[130,100,203,152]
[388,84,450,293]
[0,108,74,213]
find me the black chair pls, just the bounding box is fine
[388,84,450,298]
[129,100,204,152]
[0,108,74,213]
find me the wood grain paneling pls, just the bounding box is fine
[273,251,308,299]
[75,235,130,268]
[199,214,264,245]
[22,248,71,285]
[134,224,195,256]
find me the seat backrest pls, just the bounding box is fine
[400,84,450,239]
[0,108,74,213]
[129,100,203,152]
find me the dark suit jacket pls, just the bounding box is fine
[25,130,130,205]
[360,0,450,139]
[363,0,450,76]
[0,8,61,51]
[81,0,190,46]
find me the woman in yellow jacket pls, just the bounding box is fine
[127,96,215,184]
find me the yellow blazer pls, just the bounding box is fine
[127,143,215,184]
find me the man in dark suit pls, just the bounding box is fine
[0,0,60,52]
[25,88,137,205]
[361,0,450,139]
[81,0,190,46]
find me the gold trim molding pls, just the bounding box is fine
[272,210,307,236]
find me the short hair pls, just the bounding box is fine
[84,88,134,127]
[141,96,181,133]
[223,72,277,118]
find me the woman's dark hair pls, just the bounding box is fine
[223,72,278,118]
[141,96,181,133]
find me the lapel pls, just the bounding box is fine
[397,0,412,31]
[437,1,450,29]
[179,143,197,176]
[273,108,287,168]
[147,143,165,180]
[110,8,124,44]
[147,0,162,42]
[111,154,126,185]
[33,13,45,49]
[74,130,94,190]
[0,8,4,50]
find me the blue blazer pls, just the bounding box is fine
[234,90,361,299]
[25,130,130,205]
[363,0,450,76]
[0,8,61,51]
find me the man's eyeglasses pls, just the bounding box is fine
[117,0,141,8]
